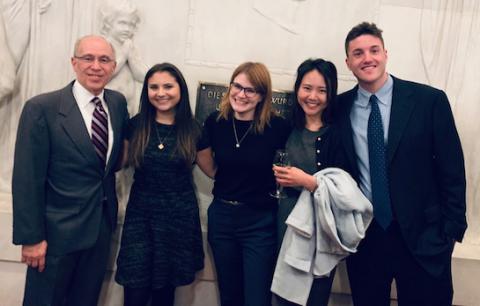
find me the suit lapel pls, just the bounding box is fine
[386,77,416,165]
[338,88,360,179]
[104,90,121,175]
[58,83,102,173]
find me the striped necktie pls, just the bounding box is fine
[91,97,108,168]
[368,94,392,229]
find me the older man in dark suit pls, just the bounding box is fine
[12,35,129,306]
[336,22,467,306]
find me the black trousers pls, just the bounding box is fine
[124,285,175,306]
[273,268,336,306]
[346,220,454,306]
[23,213,112,306]
[208,199,277,306]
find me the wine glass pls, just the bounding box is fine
[270,150,290,199]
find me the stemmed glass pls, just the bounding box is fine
[270,150,290,199]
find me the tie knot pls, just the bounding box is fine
[91,97,102,107]
[369,94,378,104]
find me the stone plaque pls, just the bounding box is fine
[194,82,295,124]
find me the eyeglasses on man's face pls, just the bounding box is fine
[74,55,114,65]
[230,82,259,98]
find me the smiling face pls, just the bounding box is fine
[229,72,262,120]
[346,34,388,93]
[297,69,328,122]
[109,13,137,44]
[71,36,116,96]
[147,71,181,120]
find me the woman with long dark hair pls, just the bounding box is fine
[115,63,204,306]
[273,58,346,306]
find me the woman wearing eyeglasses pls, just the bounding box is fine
[196,62,291,306]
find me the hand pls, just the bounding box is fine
[37,0,52,14]
[273,165,317,192]
[122,39,134,50]
[21,240,48,272]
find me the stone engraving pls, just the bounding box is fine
[100,0,149,221]
[0,0,100,196]
[100,0,148,116]
[0,11,15,103]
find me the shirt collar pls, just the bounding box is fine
[73,80,105,108]
[355,74,393,108]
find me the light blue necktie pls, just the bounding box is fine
[368,95,392,229]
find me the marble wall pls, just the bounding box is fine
[0,0,479,304]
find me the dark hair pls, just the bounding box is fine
[217,62,273,134]
[345,22,384,55]
[291,58,338,130]
[128,63,200,167]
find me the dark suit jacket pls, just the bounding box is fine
[12,81,129,256]
[336,76,467,276]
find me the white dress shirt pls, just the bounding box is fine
[72,81,113,164]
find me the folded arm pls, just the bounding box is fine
[196,147,216,179]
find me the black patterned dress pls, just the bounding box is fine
[115,118,204,289]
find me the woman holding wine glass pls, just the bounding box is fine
[270,149,290,198]
[272,58,347,306]
[196,62,291,306]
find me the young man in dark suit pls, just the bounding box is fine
[336,22,467,306]
[12,35,129,306]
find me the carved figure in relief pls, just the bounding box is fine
[0,11,15,103]
[100,0,147,116]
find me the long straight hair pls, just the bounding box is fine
[128,63,200,167]
[292,58,338,130]
[217,62,274,134]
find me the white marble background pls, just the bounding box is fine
[0,0,479,304]
[1,0,477,241]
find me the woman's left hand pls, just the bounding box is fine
[273,165,317,192]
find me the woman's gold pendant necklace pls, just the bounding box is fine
[232,117,253,149]
[155,124,173,150]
